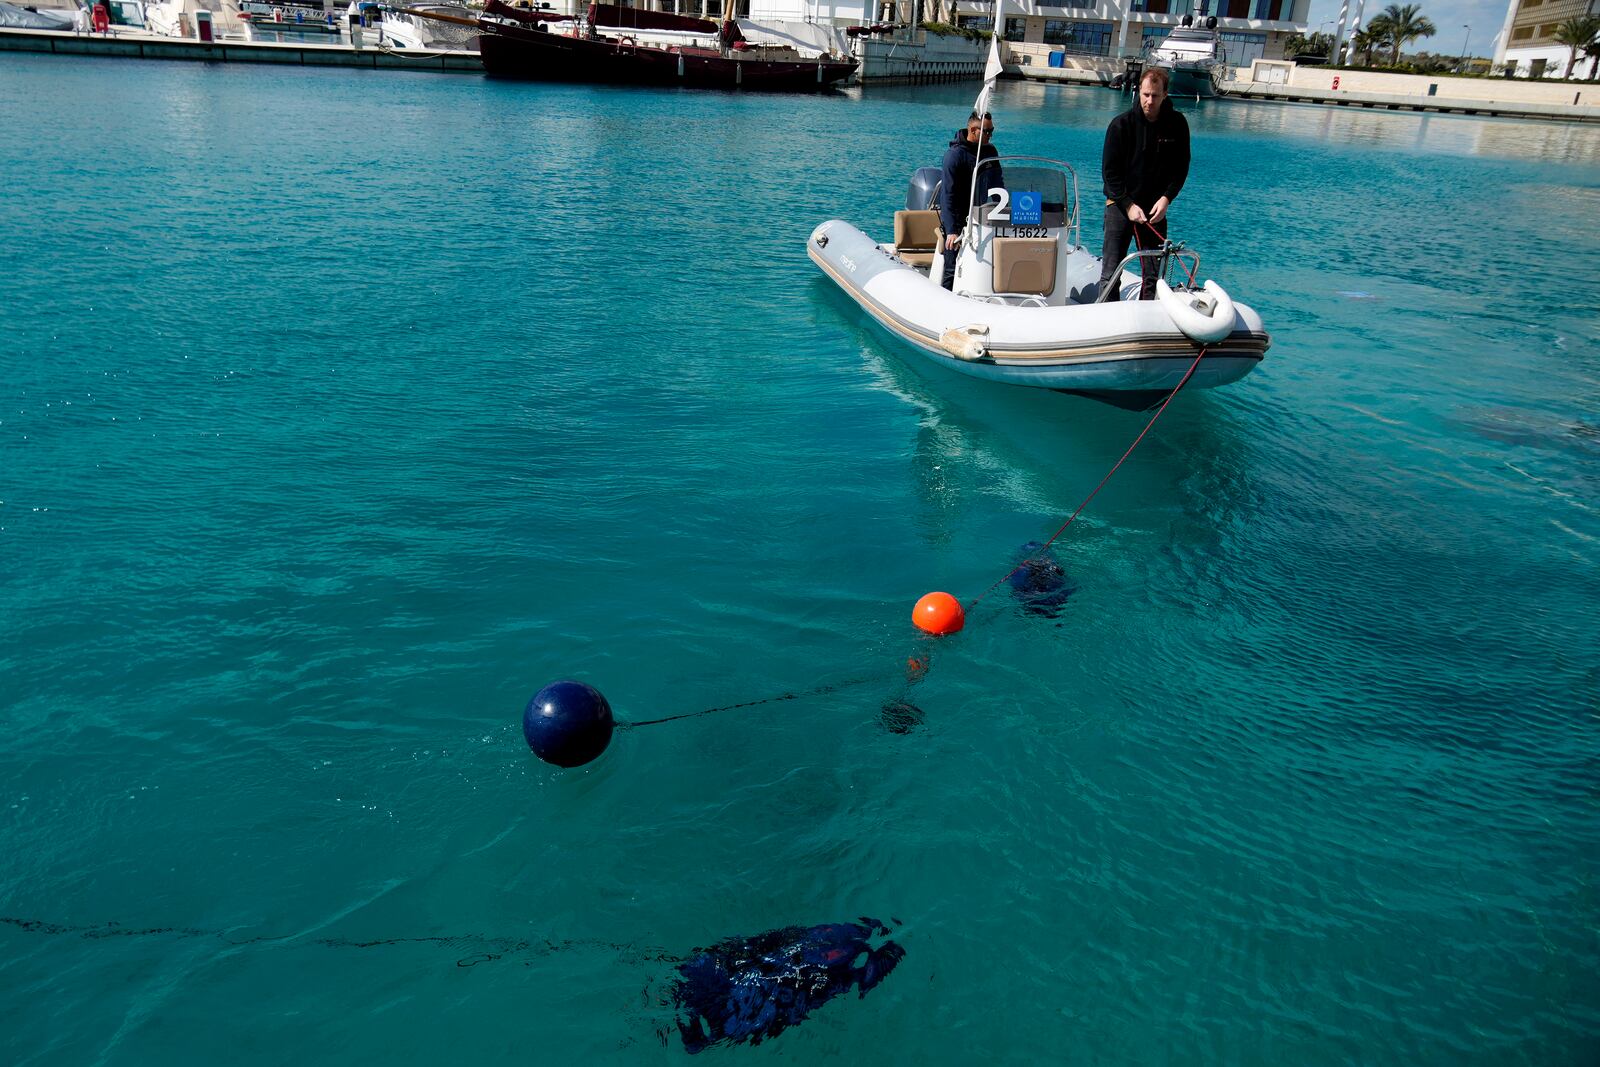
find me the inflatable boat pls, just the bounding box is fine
[807,156,1269,408]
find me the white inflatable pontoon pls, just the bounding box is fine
[808,156,1269,408]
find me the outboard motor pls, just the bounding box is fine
[905,167,941,212]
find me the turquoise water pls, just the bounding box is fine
[3,54,1599,1063]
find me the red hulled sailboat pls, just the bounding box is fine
[476,1,857,91]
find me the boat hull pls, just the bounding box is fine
[1166,63,1221,98]
[477,21,857,91]
[808,219,1267,396]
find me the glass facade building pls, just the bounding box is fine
[1043,18,1114,54]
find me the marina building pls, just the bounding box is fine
[1492,0,1600,78]
[584,0,1307,64]
[936,0,1311,64]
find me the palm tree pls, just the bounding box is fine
[1354,19,1392,67]
[1553,15,1600,79]
[1377,3,1436,66]
[1284,30,1335,58]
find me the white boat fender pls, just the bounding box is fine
[1156,278,1236,344]
[939,325,990,361]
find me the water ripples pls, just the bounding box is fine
[2,60,1599,1064]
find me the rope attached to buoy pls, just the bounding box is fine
[529,240,1215,761]
[627,341,1210,737]
[625,671,889,729]
[963,344,1208,613]
[0,914,678,969]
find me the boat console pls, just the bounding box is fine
[887,155,1223,313]
[891,157,1106,307]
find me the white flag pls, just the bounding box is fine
[972,1,1004,120]
[983,25,1005,83]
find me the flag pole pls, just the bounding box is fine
[964,0,1005,250]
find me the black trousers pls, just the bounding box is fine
[1098,204,1166,302]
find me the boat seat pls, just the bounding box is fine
[893,209,940,268]
[992,237,1058,296]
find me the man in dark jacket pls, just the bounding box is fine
[937,111,1004,290]
[1098,68,1190,301]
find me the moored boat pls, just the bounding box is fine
[237,1,341,38]
[808,158,1269,409]
[1143,16,1228,99]
[476,0,857,91]
[0,2,74,29]
[338,1,478,48]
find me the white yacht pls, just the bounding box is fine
[238,0,341,36]
[343,1,477,48]
[1144,16,1228,99]
[0,2,75,29]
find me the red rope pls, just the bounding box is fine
[1136,217,1198,288]
[966,343,1209,610]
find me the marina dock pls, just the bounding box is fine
[1220,80,1600,124]
[1009,62,1600,124]
[7,23,1599,123]
[1001,39,1600,125]
[0,25,482,71]
[0,24,981,82]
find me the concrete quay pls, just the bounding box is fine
[0,25,482,72]
[852,31,988,85]
[1222,80,1600,124]
[1001,39,1600,124]
[1003,56,1600,125]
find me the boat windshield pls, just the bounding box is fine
[988,165,1069,227]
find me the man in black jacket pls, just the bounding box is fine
[1098,68,1190,301]
[937,111,1004,290]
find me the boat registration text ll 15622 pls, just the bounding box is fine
[995,227,1048,239]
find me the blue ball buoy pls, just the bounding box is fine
[522,680,614,768]
[1008,541,1074,618]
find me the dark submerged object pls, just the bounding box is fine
[522,680,614,767]
[879,698,925,734]
[477,0,857,91]
[672,918,904,1053]
[1008,541,1074,617]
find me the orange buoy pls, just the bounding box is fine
[912,592,964,635]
